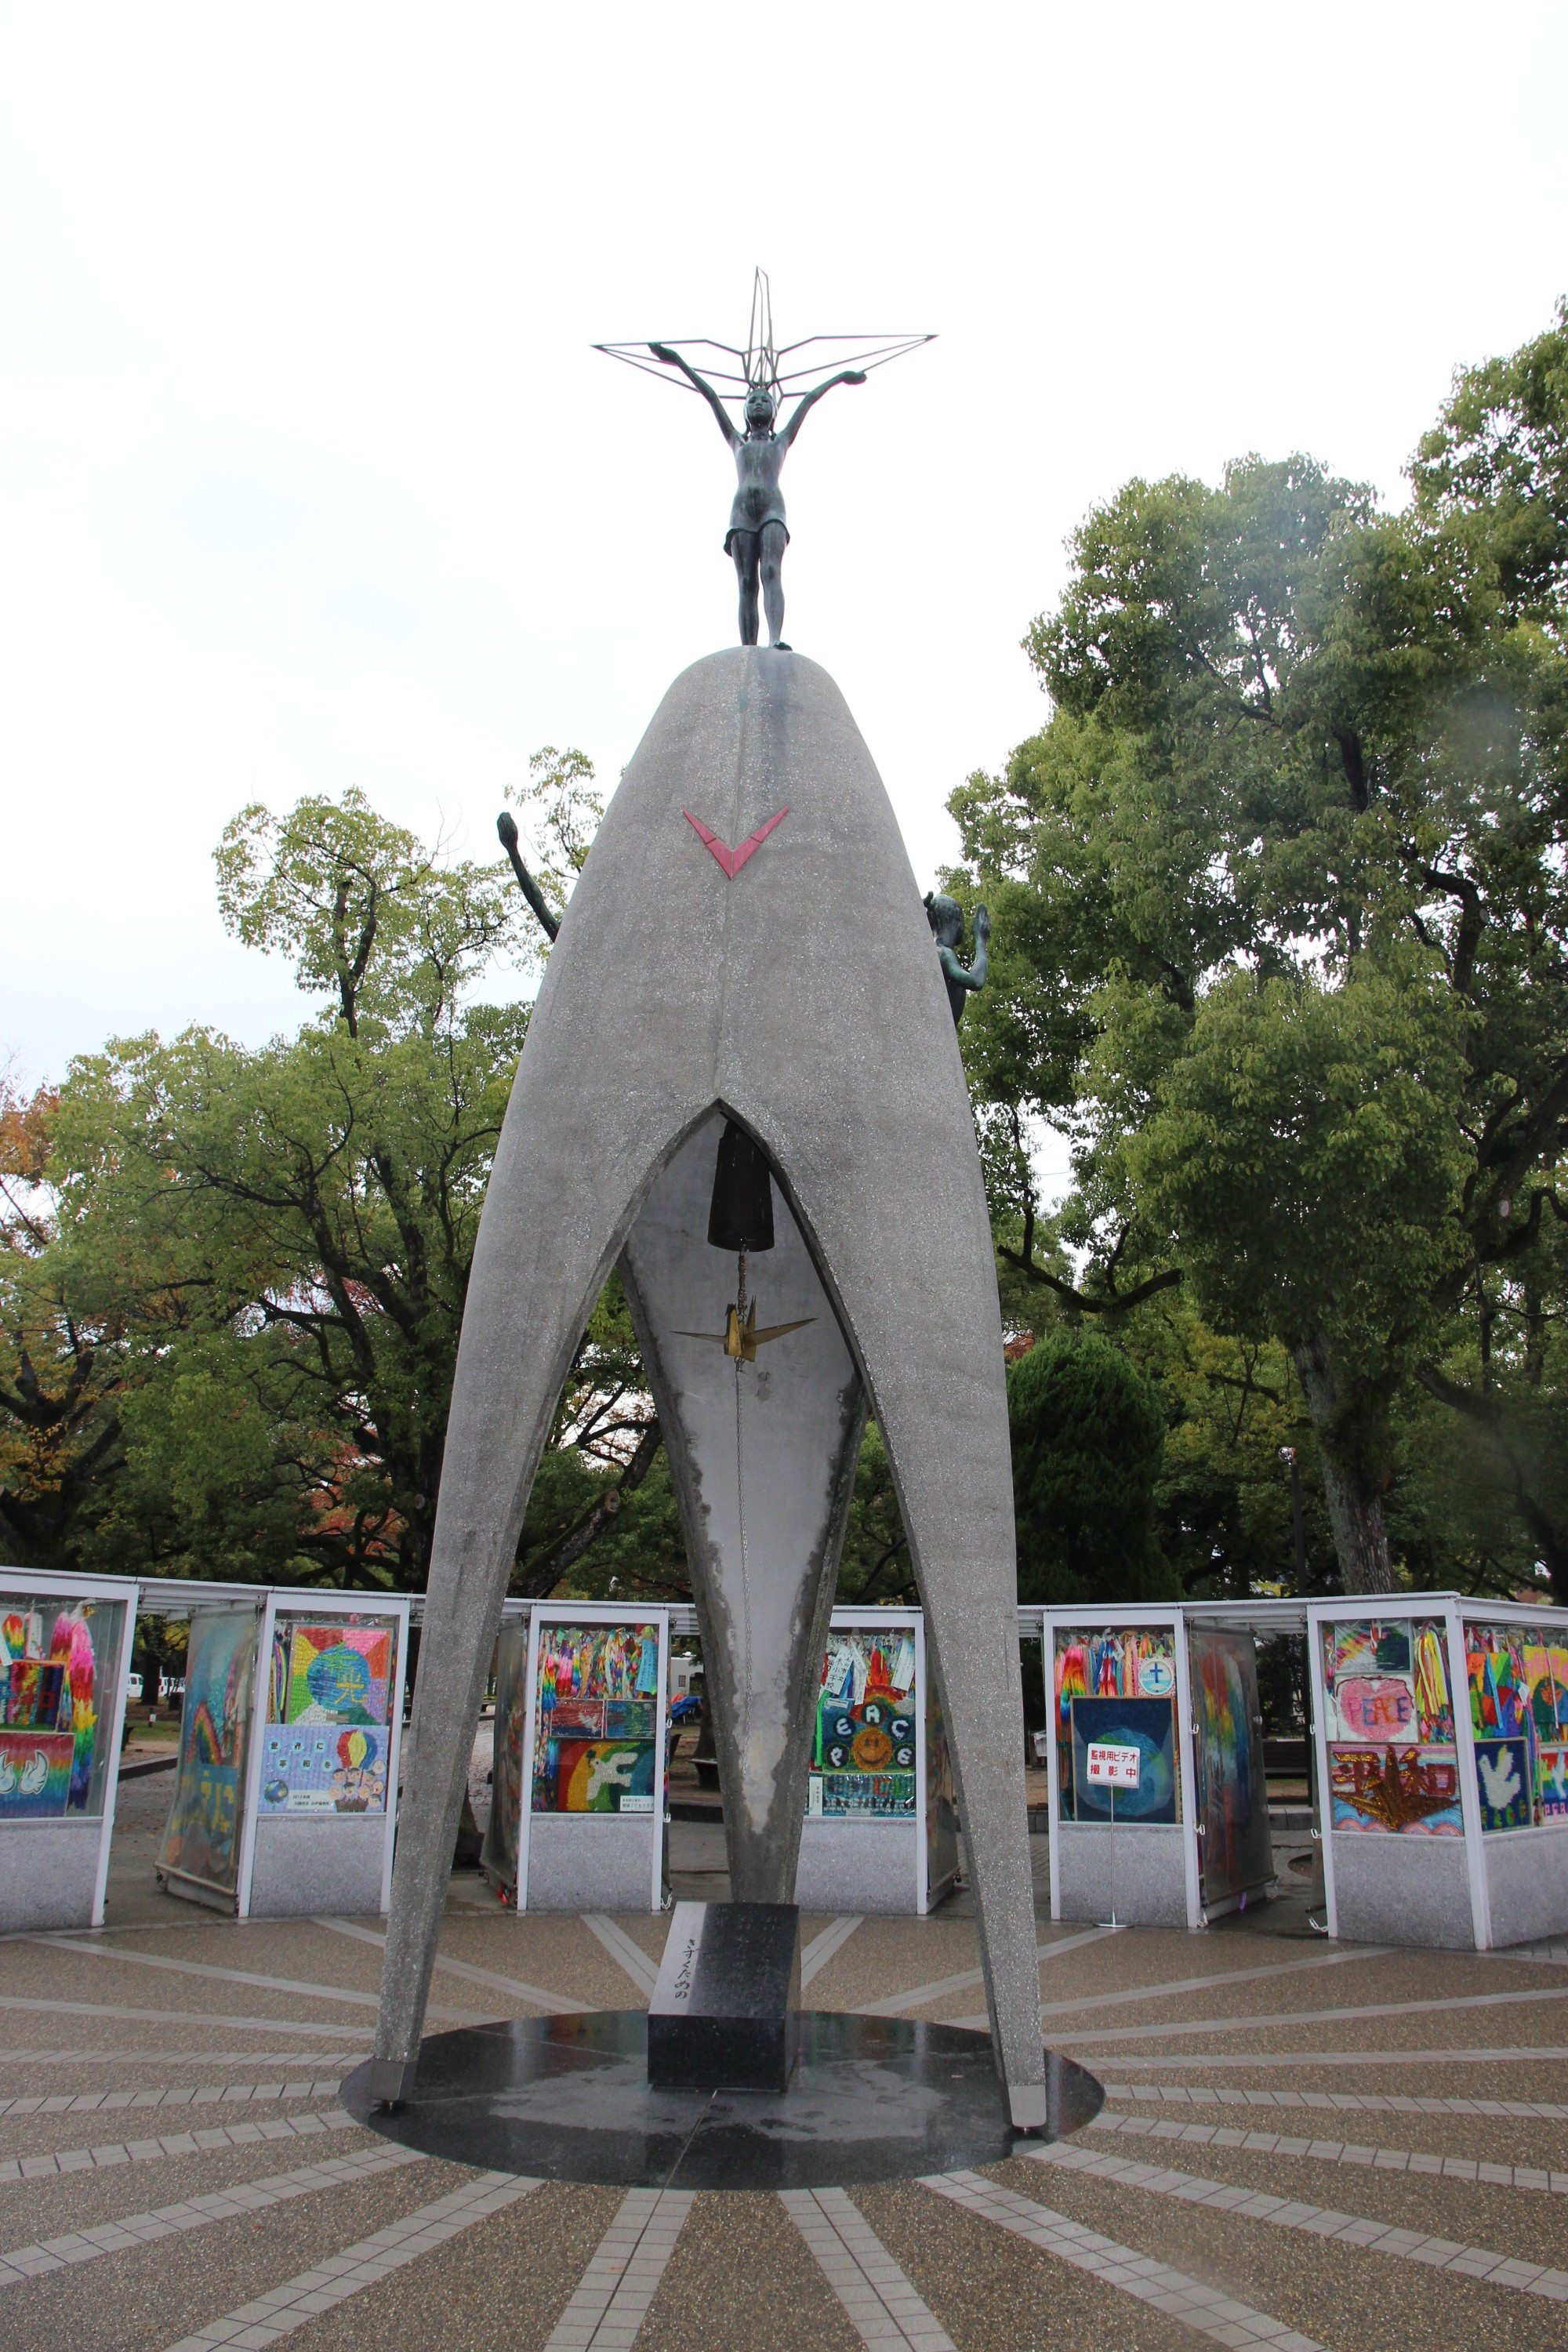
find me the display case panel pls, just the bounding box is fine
[1465,1619,1567,1831]
[518,1607,669,1913]
[794,1611,938,1914]
[1053,1625,1181,1824]
[529,1620,662,1817]
[157,1608,262,1907]
[924,1644,959,1906]
[806,1625,918,1821]
[258,1611,400,1816]
[1320,1614,1461,1836]
[481,1617,528,1896]
[0,1592,127,1824]
[240,1592,411,1919]
[1189,1624,1274,1911]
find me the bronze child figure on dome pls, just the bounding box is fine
[647,343,866,650]
[597,274,931,648]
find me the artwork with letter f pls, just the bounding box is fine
[1068,1697,1177,1824]
[156,1611,260,1902]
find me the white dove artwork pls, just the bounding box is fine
[1476,1742,1525,1822]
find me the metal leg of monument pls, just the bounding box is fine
[369,1548,532,2105]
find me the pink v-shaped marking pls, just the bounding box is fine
[683,806,789,879]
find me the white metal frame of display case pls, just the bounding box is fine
[795,1605,948,1916]
[0,1564,138,1931]
[1041,1604,1203,1932]
[234,1588,412,1921]
[1457,1595,1568,1948]
[515,1601,670,1915]
[1307,1592,1566,1952]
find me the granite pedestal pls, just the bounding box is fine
[647,1900,800,2092]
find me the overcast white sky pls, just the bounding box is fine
[3,2,1566,1090]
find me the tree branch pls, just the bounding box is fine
[997,1244,1183,1314]
[514,1415,662,1598]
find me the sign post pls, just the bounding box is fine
[1087,1741,1141,1929]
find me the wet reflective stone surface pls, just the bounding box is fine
[343,2010,1104,2190]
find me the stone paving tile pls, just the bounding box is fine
[434,1913,666,2014]
[1105,2081,1568,2121]
[1092,2106,1568,2188]
[782,2187,958,2350]
[274,2179,624,2352]
[161,2172,538,2349]
[992,2149,1568,2352]
[0,2118,383,2252]
[5,1901,1568,2350]
[0,2075,347,2117]
[0,2101,354,2180]
[924,2171,1323,2351]
[805,1915,988,2013]
[851,2176,1203,2352]
[0,2140,419,2285]
[632,2186,861,2352]
[538,2185,694,2350]
[1055,2114,1568,2273]
[0,2152,477,2352]
[0,2079,358,2161]
[9,1936,405,2036]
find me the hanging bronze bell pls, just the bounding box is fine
[706,1120,775,1254]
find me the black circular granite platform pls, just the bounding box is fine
[342,2012,1103,2190]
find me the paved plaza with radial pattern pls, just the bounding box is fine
[2,1776,1566,2352]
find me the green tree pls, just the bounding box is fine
[2,768,678,1596]
[1007,1329,1174,1606]
[952,302,1568,1597]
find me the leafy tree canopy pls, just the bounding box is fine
[954,299,1568,1599]
[0,763,667,1596]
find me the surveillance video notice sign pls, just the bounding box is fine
[1086,1743,1142,1789]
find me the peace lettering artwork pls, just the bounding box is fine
[809,1630,917,1821]
[1330,1677,1416,1744]
[1321,1617,1454,1750]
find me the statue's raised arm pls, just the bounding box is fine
[778,369,867,450]
[648,343,739,449]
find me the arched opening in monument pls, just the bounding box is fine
[618,1106,866,1907]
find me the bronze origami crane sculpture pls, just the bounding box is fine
[676,1295,815,1363]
